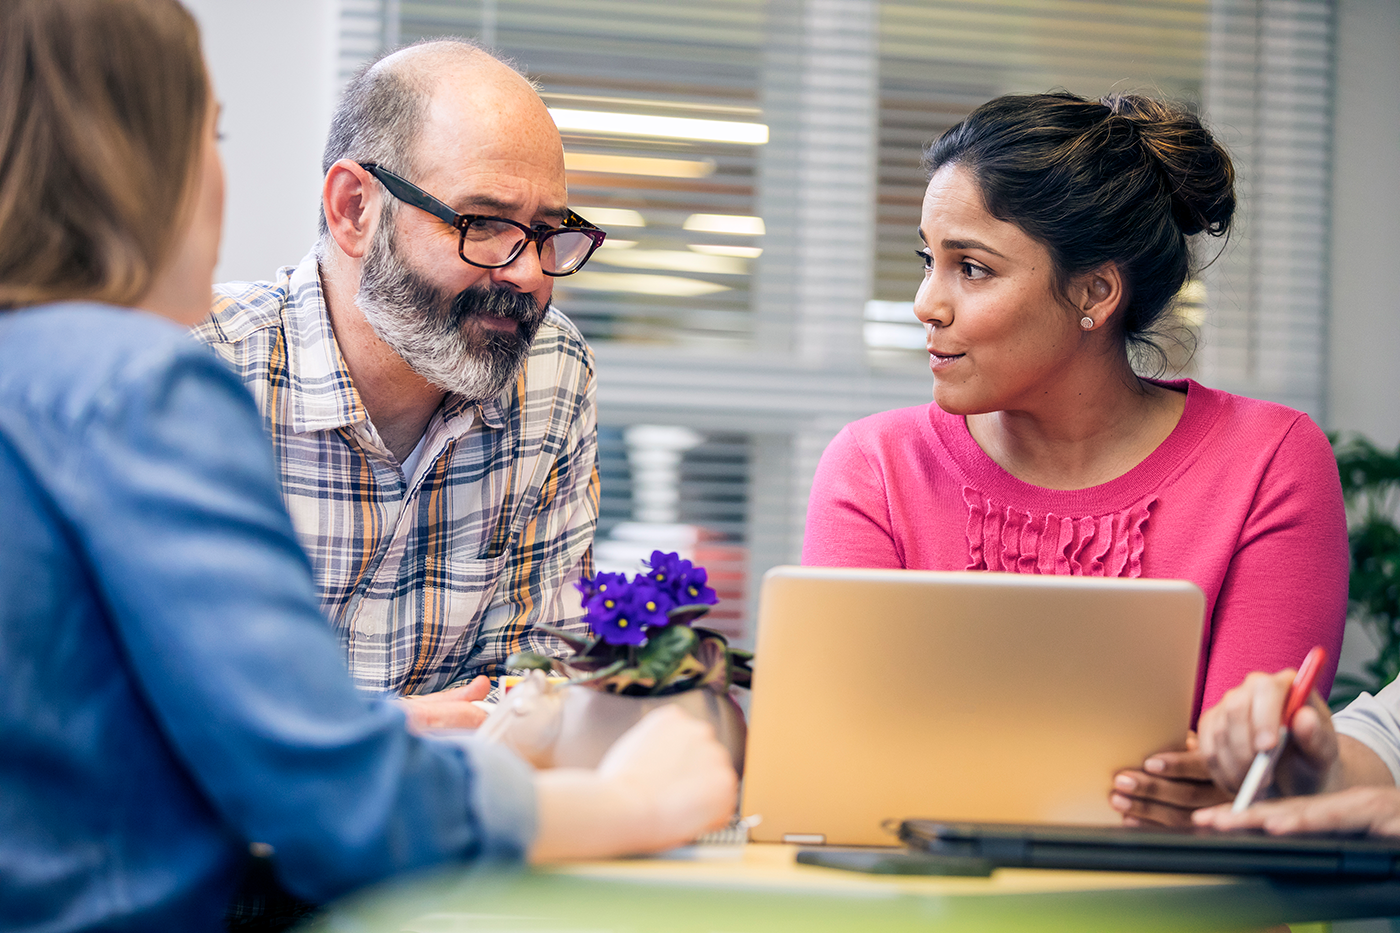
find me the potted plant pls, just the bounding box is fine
[479,551,752,772]
[1330,434,1400,709]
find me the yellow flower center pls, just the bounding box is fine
[618,617,629,628]
[604,599,615,609]
[645,601,657,611]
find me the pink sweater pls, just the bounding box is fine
[803,380,1348,723]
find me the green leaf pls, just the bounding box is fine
[728,652,753,689]
[537,623,594,654]
[691,634,731,690]
[558,656,613,675]
[505,652,555,672]
[666,603,712,626]
[636,624,699,689]
[565,658,628,687]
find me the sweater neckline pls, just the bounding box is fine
[923,378,1220,515]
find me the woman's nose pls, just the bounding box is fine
[913,273,949,328]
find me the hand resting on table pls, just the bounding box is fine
[399,676,492,732]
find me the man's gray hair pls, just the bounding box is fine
[315,37,530,250]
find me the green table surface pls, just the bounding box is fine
[307,843,1400,933]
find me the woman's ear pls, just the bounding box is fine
[322,160,381,260]
[1074,263,1126,332]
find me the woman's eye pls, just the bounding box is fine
[915,249,933,272]
[961,261,990,280]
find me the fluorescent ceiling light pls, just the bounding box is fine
[863,321,927,351]
[563,271,730,297]
[689,244,763,259]
[546,93,760,117]
[575,206,646,227]
[550,108,769,145]
[565,152,715,178]
[591,249,748,275]
[864,300,916,323]
[682,213,766,236]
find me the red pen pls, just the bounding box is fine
[1230,645,1328,812]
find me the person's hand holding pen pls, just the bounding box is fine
[1195,650,1340,799]
[1191,647,1400,836]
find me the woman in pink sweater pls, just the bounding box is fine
[803,92,1348,826]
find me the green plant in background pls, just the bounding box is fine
[1330,434,1400,710]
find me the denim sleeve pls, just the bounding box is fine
[51,343,535,901]
[1334,680,1400,786]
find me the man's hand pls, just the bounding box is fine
[530,705,739,862]
[1193,786,1400,837]
[1109,734,1233,826]
[1195,670,1339,797]
[399,676,492,733]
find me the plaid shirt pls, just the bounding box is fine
[194,253,598,695]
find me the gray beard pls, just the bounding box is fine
[355,224,546,401]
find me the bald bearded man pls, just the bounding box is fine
[195,40,603,730]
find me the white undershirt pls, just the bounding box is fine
[399,431,429,483]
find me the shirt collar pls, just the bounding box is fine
[281,252,368,434]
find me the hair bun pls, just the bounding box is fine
[1100,93,1236,237]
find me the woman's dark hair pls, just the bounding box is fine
[0,0,209,310]
[924,91,1235,367]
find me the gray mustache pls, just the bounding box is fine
[447,286,543,328]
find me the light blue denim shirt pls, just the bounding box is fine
[0,304,535,932]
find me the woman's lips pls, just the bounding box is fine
[928,349,964,371]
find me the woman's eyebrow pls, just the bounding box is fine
[942,237,1006,259]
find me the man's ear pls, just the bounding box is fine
[1074,263,1126,332]
[322,160,381,260]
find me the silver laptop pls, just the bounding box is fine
[741,566,1205,846]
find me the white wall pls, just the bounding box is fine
[1327,0,1400,447]
[184,0,339,284]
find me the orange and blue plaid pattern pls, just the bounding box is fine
[194,254,597,695]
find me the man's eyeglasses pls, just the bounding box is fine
[358,162,606,276]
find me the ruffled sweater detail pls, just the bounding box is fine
[962,487,1156,577]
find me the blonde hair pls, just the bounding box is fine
[0,0,209,310]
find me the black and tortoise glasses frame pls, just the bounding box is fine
[358,162,606,276]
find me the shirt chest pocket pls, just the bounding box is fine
[399,550,511,692]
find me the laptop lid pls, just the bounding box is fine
[899,819,1400,878]
[741,567,1205,846]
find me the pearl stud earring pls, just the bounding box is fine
[1080,316,1094,330]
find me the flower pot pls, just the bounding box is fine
[479,672,747,775]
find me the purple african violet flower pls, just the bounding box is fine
[574,570,627,603]
[644,550,718,608]
[585,580,673,645]
[673,563,718,606]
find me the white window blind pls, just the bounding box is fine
[1200,0,1333,418]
